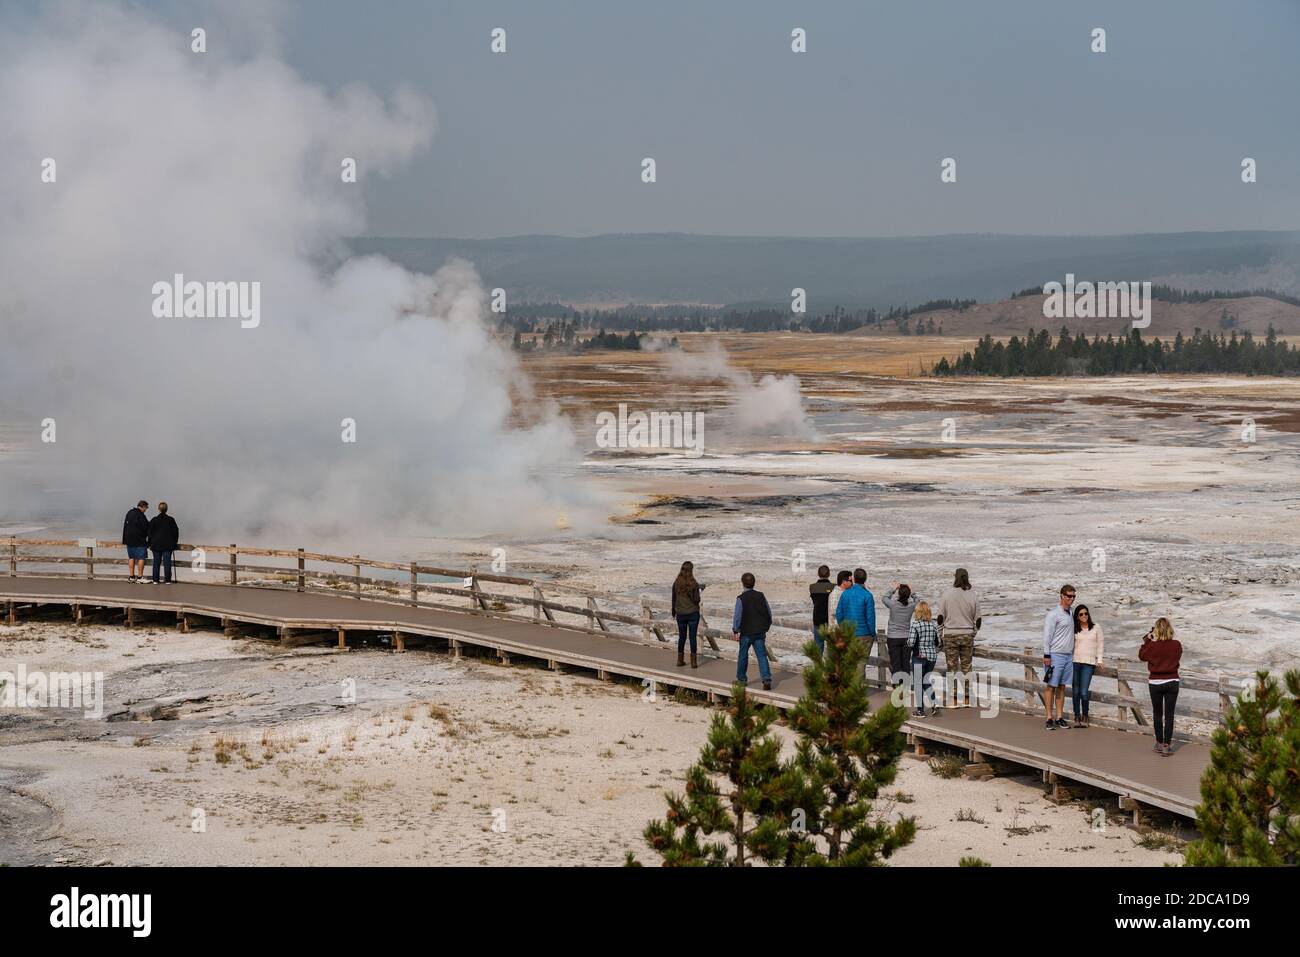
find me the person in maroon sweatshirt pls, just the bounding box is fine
[1138,618,1183,756]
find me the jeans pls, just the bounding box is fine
[676,612,700,655]
[910,656,936,710]
[1149,681,1179,745]
[1072,662,1096,718]
[812,621,828,653]
[151,549,173,583]
[737,633,772,683]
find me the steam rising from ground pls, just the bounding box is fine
[0,3,600,542]
[663,343,816,440]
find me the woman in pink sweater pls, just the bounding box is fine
[1139,618,1184,756]
[1070,605,1104,727]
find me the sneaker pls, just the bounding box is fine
[1160,743,1173,757]
[762,681,772,691]
[1072,718,1085,728]
[1055,718,1071,729]
[1153,741,1163,753]
[913,708,925,718]
[928,708,941,718]
[147,580,157,585]
[1045,720,1056,730]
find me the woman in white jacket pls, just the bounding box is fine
[1070,604,1104,728]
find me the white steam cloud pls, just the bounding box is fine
[0,3,601,543]
[663,343,816,439]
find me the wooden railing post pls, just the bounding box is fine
[297,548,305,592]
[409,563,418,606]
[1217,675,1233,723]
[533,584,542,622]
[875,631,888,689]
[699,609,720,652]
[9,537,16,577]
[470,569,487,611]
[641,598,652,641]
[536,585,556,626]
[85,544,94,580]
[1023,646,1038,711]
[353,555,361,599]
[1116,663,1148,727]
[230,544,238,585]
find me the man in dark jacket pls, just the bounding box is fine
[146,501,180,584]
[809,564,835,653]
[121,500,149,582]
[731,572,773,690]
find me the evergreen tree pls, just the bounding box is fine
[785,621,916,865]
[637,683,801,866]
[1185,669,1299,866]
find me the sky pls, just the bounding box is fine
[24,0,1300,238]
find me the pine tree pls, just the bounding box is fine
[785,621,916,865]
[1186,669,1299,866]
[636,683,801,866]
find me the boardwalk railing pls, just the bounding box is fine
[6,537,1246,742]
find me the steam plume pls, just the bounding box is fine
[0,3,601,543]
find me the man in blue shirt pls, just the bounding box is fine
[732,572,773,691]
[1041,584,1077,730]
[834,567,877,651]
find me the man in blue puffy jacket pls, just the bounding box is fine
[834,567,877,646]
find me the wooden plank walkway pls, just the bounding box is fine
[0,576,1208,820]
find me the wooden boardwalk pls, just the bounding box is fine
[1,575,1208,821]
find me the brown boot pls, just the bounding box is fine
[690,653,698,668]
[676,652,686,667]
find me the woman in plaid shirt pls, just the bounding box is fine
[909,601,942,717]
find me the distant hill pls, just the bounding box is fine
[347,231,1300,309]
[856,294,1300,338]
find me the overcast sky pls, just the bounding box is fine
[87,0,1300,237]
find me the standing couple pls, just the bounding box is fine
[1041,584,1104,729]
[121,500,181,584]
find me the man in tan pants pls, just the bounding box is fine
[936,567,982,708]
